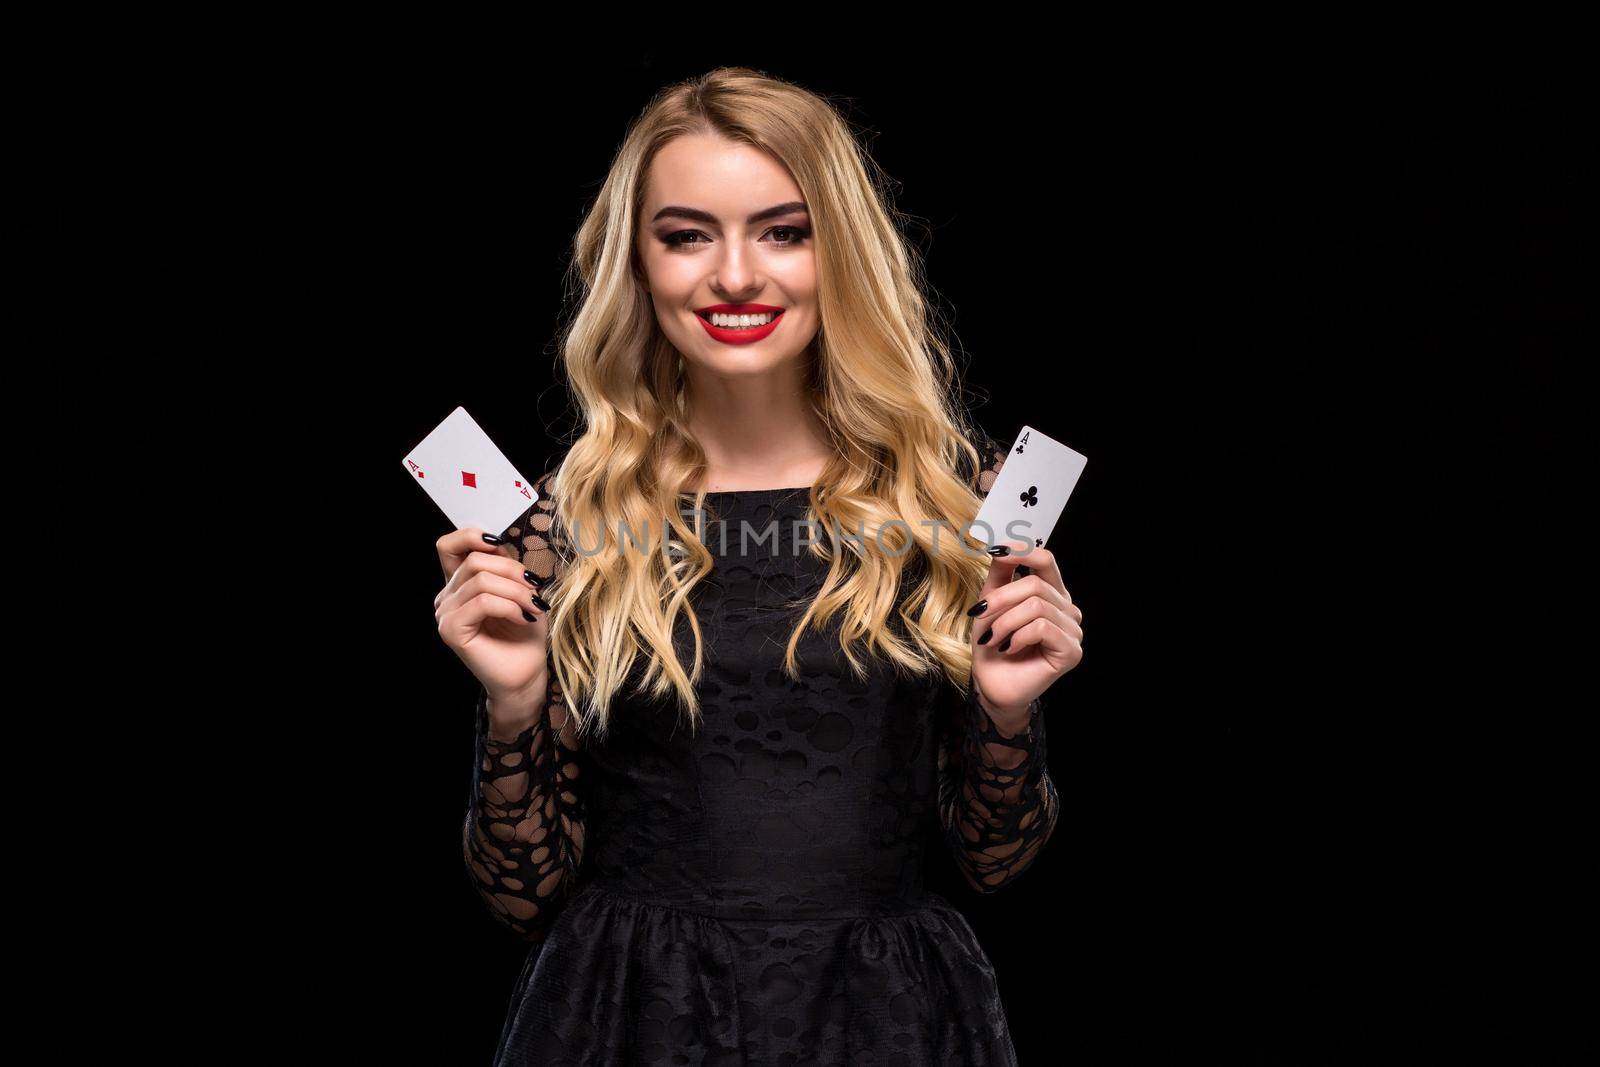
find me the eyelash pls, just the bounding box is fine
[662,225,811,249]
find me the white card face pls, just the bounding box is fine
[971,425,1087,554]
[400,406,538,536]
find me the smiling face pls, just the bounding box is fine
[636,132,820,378]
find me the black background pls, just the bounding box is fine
[203,42,1580,1065]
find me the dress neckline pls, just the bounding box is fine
[681,484,815,498]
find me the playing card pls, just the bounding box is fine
[971,425,1087,555]
[400,406,538,536]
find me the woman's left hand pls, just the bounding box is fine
[968,539,1084,717]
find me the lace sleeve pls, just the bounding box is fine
[936,427,1061,893]
[462,464,588,942]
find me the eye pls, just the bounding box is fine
[768,225,811,246]
[660,225,812,250]
[663,230,709,248]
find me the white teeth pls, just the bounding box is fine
[709,311,776,328]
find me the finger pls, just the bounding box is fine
[983,545,1080,624]
[438,590,537,646]
[438,570,551,623]
[976,536,1035,600]
[436,550,538,611]
[437,526,518,581]
[975,596,1072,652]
[1030,599,1082,643]
[969,574,1073,630]
[1001,617,1076,659]
[1005,544,1068,600]
[435,549,544,611]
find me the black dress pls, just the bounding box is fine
[463,431,1058,1065]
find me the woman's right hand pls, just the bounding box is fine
[435,528,552,718]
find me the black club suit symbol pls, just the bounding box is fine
[1019,485,1039,508]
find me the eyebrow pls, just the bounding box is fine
[650,201,809,226]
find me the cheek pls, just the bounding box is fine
[643,252,701,298]
[772,256,818,303]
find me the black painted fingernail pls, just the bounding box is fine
[977,628,992,645]
[531,593,551,612]
[521,610,535,622]
[966,599,987,617]
[524,570,546,587]
[987,545,1010,557]
[482,533,503,545]
[998,634,1012,653]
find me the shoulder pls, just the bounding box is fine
[499,450,571,569]
[532,465,559,509]
[958,423,1012,498]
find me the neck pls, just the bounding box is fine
[682,360,833,492]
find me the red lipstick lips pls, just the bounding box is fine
[695,303,785,345]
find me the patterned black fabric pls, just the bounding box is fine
[463,430,1058,1065]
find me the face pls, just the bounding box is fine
[636,132,820,378]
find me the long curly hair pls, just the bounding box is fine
[543,66,995,742]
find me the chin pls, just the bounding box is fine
[692,351,790,376]
[681,338,811,372]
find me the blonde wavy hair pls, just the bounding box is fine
[543,66,996,742]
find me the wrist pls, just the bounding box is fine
[484,685,546,738]
[975,687,1034,737]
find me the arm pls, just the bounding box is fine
[461,467,589,942]
[937,682,1057,893]
[936,428,1061,893]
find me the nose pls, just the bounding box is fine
[710,242,759,299]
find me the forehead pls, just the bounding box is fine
[643,133,804,213]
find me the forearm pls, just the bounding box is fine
[944,686,1058,892]
[463,686,586,940]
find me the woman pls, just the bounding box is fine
[435,67,1085,1065]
